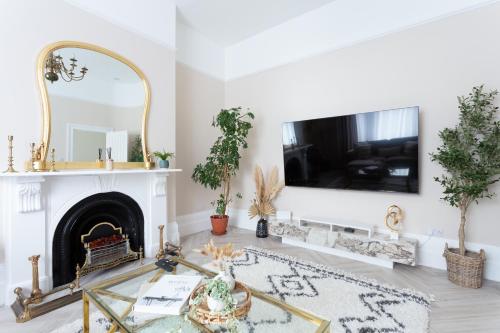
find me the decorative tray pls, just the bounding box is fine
[188,281,251,325]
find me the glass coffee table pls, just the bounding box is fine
[83,256,330,333]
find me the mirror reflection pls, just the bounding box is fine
[45,47,145,163]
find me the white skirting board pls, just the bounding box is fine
[177,210,213,237]
[177,208,500,282]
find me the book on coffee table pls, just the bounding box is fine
[134,274,202,315]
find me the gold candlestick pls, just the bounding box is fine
[29,255,43,304]
[155,225,165,260]
[29,143,36,171]
[3,135,17,173]
[49,148,57,172]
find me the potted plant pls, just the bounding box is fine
[248,165,285,238]
[430,85,499,288]
[153,150,174,168]
[190,278,239,332]
[192,107,254,235]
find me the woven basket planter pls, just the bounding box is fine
[443,243,485,288]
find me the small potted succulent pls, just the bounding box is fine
[189,277,239,332]
[248,165,285,238]
[153,150,174,169]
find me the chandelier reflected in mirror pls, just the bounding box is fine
[44,52,88,83]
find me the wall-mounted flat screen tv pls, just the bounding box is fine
[282,107,419,193]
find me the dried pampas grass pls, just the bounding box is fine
[248,165,285,219]
[194,239,244,263]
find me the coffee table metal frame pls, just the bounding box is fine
[82,257,330,333]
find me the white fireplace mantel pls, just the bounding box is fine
[0,168,181,305]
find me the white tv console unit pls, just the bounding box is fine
[269,216,417,268]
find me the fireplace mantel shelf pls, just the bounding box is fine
[0,168,182,178]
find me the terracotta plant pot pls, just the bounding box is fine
[210,215,228,235]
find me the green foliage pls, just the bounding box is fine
[192,107,254,216]
[130,135,144,162]
[154,150,175,161]
[190,278,239,332]
[430,85,500,209]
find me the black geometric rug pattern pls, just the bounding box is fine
[227,246,431,333]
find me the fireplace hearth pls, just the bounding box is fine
[52,192,144,287]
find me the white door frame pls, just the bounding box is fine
[66,123,113,161]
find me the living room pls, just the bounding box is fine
[0,0,499,332]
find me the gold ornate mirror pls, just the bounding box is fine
[36,41,152,169]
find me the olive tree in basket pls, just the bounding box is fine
[430,85,499,288]
[192,107,254,235]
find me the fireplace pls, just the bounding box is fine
[52,192,144,287]
[0,169,179,306]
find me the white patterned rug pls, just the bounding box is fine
[51,246,431,333]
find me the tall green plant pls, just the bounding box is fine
[192,107,254,216]
[430,85,500,256]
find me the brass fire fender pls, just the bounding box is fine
[11,256,82,323]
[79,222,141,277]
[10,225,180,323]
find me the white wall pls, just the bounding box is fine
[0,0,176,170]
[224,3,500,248]
[176,19,226,80]
[64,0,176,49]
[0,0,177,228]
[225,0,500,80]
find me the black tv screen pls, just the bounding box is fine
[282,107,419,193]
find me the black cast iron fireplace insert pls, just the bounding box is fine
[52,192,144,287]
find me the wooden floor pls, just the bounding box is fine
[0,227,499,332]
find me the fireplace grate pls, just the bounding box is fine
[79,222,141,276]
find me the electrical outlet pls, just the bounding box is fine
[428,228,443,237]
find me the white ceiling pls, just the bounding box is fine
[175,0,337,46]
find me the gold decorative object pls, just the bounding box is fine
[248,165,285,219]
[194,239,243,270]
[28,255,43,304]
[166,242,183,258]
[79,222,140,276]
[145,152,156,170]
[37,41,153,170]
[155,225,165,260]
[139,246,144,265]
[11,257,82,322]
[49,148,57,172]
[385,205,403,240]
[75,264,81,289]
[44,51,88,83]
[28,142,47,172]
[189,281,252,325]
[3,135,17,173]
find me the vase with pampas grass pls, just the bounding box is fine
[248,165,285,238]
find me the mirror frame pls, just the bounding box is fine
[37,41,151,169]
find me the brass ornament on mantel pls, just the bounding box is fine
[28,142,48,172]
[384,205,403,240]
[3,135,17,173]
[49,148,57,172]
